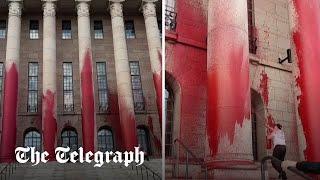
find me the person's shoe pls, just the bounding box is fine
[281,172,287,180]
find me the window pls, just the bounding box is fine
[24,130,41,157]
[248,0,257,54]
[62,20,72,39]
[96,62,108,112]
[125,20,135,39]
[137,127,150,154]
[61,128,78,152]
[63,63,74,112]
[0,20,6,39]
[129,61,145,112]
[29,20,39,39]
[28,63,38,112]
[94,20,103,39]
[98,127,114,152]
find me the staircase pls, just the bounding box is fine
[166,139,309,180]
[3,158,162,180]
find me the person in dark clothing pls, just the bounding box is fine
[266,123,287,179]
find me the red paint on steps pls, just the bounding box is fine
[80,50,95,153]
[42,90,57,160]
[0,63,19,162]
[292,0,320,161]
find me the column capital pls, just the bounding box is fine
[7,0,23,17]
[109,0,125,18]
[42,0,57,17]
[142,0,157,18]
[76,1,90,17]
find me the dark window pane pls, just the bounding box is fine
[0,20,6,39]
[28,63,38,112]
[63,63,74,111]
[129,61,145,111]
[62,20,72,39]
[125,20,135,39]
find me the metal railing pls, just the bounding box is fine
[0,163,17,180]
[261,156,312,180]
[174,138,208,179]
[123,162,161,180]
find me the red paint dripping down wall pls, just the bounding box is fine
[292,0,320,161]
[80,50,95,153]
[0,63,19,162]
[42,90,57,160]
[165,0,207,158]
[207,0,250,157]
[259,70,275,149]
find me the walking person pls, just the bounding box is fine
[266,123,287,179]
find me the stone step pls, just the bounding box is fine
[6,159,162,180]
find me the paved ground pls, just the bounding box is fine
[5,159,162,180]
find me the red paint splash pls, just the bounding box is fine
[80,50,95,153]
[266,115,275,149]
[0,63,18,162]
[259,70,275,149]
[154,50,162,130]
[118,96,137,151]
[292,0,320,162]
[42,90,57,160]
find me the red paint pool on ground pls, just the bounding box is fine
[42,90,57,160]
[80,50,95,153]
[0,63,19,162]
[292,0,320,161]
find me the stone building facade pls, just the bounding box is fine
[165,0,319,178]
[0,0,162,162]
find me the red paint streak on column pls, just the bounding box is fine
[292,0,320,161]
[207,0,250,156]
[80,50,95,153]
[118,97,137,151]
[153,50,162,129]
[42,90,57,160]
[147,116,161,151]
[0,63,18,162]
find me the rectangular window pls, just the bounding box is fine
[28,62,38,112]
[96,62,108,112]
[62,20,72,39]
[29,20,39,39]
[125,20,136,39]
[129,61,145,112]
[94,21,103,39]
[0,20,6,39]
[63,63,74,112]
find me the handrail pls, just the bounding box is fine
[128,161,162,180]
[0,163,17,180]
[174,138,208,180]
[261,156,312,180]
